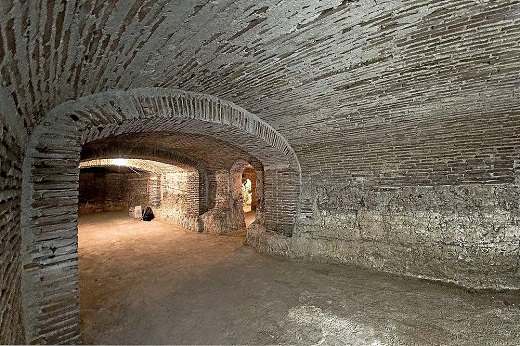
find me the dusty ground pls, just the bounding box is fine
[78,212,520,345]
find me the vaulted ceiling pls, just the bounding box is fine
[1,0,519,178]
[81,132,262,171]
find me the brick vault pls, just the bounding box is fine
[0,1,519,344]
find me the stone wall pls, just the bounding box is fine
[79,167,201,231]
[250,159,520,290]
[154,171,200,231]
[78,169,152,215]
[0,96,25,343]
[300,182,519,289]
[200,170,245,235]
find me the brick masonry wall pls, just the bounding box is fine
[78,170,152,215]
[154,171,200,231]
[296,114,520,187]
[1,1,518,143]
[0,120,25,344]
[81,145,212,215]
[5,1,519,341]
[79,162,200,230]
[158,172,199,217]
[21,118,82,344]
[264,168,301,236]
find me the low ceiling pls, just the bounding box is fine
[80,158,188,174]
[79,166,146,175]
[81,132,261,171]
[1,0,519,174]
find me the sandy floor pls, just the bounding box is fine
[78,212,520,345]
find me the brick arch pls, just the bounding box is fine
[47,87,299,170]
[80,147,212,215]
[79,158,201,231]
[79,158,190,174]
[81,146,205,171]
[20,88,301,344]
[229,160,263,229]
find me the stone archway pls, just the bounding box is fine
[229,160,257,231]
[20,88,301,344]
[79,158,201,231]
[80,145,211,215]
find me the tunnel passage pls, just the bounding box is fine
[20,88,301,344]
[80,132,266,234]
[80,141,210,215]
[79,158,201,231]
[241,165,258,212]
[79,166,154,215]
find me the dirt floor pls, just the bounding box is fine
[78,212,520,345]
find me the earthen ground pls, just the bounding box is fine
[78,212,520,345]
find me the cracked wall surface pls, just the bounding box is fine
[294,182,520,289]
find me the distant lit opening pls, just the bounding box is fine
[242,179,252,212]
[241,165,257,228]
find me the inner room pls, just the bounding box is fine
[78,157,203,231]
[1,1,519,345]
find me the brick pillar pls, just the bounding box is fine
[263,168,300,236]
[21,123,82,344]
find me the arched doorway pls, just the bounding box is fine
[229,161,262,232]
[241,165,257,227]
[78,158,201,231]
[20,88,301,344]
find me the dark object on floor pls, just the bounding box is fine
[142,206,155,221]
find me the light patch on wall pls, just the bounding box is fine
[113,158,128,166]
[79,158,185,174]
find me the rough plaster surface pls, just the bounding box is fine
[78,212,520,345]
[292,182,520,289]
[249,180,520,290]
